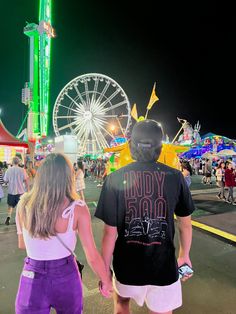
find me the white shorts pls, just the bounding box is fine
[113,277,182,313]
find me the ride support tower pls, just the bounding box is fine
[21,0,55,142]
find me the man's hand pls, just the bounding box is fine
[99,278,113,298]
[177,257,193,282]
[176,215,193,282]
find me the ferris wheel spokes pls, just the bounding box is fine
[58,104,80,115]
[93,80,110,107]
[96,88,121,110]
[65,94,84,114]
[58,119,79,132]
[102,100,128,113]
[56,115,76,119]
[53,73,131,155]
[84,80,91,108]
[74,85,87,108]
[91,78,99,104]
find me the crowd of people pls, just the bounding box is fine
[1,120,235,313]
[183,156,236,205]
[0,157,108,225]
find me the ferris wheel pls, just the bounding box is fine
[53,73,131,155]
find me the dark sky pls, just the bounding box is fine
[0,1,234,140]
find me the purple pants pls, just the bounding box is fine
[15,254,83,314]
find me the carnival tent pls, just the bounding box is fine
[201,132,235,144]
[0,119,28,162]
[0,119,28,148]
[201,151,219,159]
[216,149,236,157]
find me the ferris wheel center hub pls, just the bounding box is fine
[83,111,92,120]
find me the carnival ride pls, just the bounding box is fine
[104,85,189,173]
[104,141,189,173]
[173,118,201,146]
[180,130,236,160]
[19,0,55,142]
[53,73,131,155]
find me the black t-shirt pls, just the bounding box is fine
[95,161,195,286]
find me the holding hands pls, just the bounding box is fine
[99,269,113,298]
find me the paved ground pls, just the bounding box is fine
[0,175,236,314]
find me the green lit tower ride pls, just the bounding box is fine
[22,0,54,142]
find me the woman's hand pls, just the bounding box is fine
[99,279,113,298]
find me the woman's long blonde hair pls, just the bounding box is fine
[18,153,78,238]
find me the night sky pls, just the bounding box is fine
[0,1,234,140]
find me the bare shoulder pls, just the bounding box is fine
[74,200,90,217]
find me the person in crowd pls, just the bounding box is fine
[73,162,78,172]
[212,159,219,177]
[203,159,212,184]
[97,161,106,187]
[95,120,195,314]
[193,158,200,175]
[25,161,36,190]
[94,160,102,183]
[3,161,8,171]
[227,157,235,169]
[181,160,193,187]
[1,161,8,186]
[90,160,96,180]
[215,162,226,200]
[83,159,89,178]
[75,161,86,200]
[3,157,28,225]
[224,162,236,205]
[0,161,4,201]
[15,153,112,314]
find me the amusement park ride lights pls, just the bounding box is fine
[16,1,193,166]
[21,0,55,143]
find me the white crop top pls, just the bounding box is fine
[16,200,85,260]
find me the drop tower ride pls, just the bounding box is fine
[21,0,55,142]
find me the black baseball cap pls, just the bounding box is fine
[130,119,164,162]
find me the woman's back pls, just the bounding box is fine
[15,153,112,314]
[18,200,85,260]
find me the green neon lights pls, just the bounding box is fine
[24,0,53,141]
[39,0,52,137]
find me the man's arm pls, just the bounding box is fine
[176,215,192,268]
[101,224,117,274]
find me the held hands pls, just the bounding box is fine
[98,279,113,298]
[177,256,193,282]
[99,269,113,298]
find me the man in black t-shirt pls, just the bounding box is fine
[95,120,195,314]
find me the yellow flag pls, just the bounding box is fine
[131,103,138,121]
[147,83,159,110]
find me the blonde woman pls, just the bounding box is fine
[15,153,112,314]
